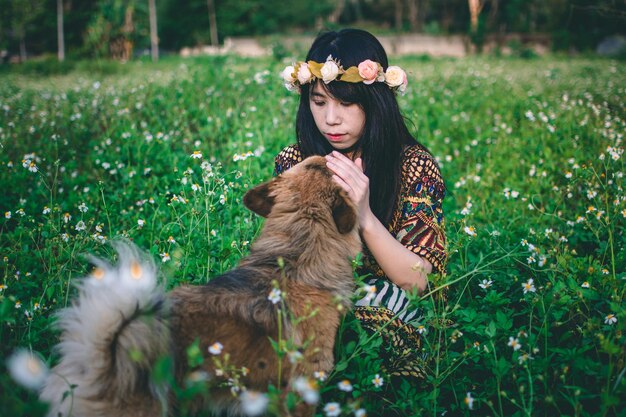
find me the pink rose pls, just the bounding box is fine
[357,60,379,85]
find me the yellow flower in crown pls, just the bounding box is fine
[281,55,408,94]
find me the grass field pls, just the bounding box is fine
[1,54,625,417]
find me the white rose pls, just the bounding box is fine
[280,65,296,83]
[297,63,312,84]
[320,60,340,84]
[384,66,407,88]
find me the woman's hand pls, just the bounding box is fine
[325,151,432,292]
[324,151,374,228]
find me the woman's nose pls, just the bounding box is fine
[325,103,341,125]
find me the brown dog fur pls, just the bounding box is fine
[39,156,361,417]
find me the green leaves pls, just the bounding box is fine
[495,311,512,332]
[486,321,497,339]
[186,338,204,368]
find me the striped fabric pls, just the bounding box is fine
[354,277,423,325]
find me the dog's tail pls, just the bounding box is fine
[39,241,170,416]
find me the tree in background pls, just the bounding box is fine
[148,0,158,61]
[468,0,484,34]
[392,0,424,32]
[57,0,65,61]
[2,0,45,61]
[467,0,486,51]
[406,0,423,32]
[207,0,218,46]
[0,1,99,60]
[84,0,150,60]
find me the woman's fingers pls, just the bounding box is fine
[325,152,365,185]
[326,151,363,174]
[325,152,370,205]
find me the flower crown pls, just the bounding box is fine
[281,55,408,94]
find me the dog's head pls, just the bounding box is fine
[243,156,357,235]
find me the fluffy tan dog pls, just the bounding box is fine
[39,156,361,417]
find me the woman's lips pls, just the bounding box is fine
[326,133,345,142]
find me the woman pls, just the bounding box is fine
[276,28,447,384]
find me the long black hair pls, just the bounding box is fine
[296,28,424,226]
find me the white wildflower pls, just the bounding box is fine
[208,342,223,355]
[323,402,341,417]
[508,337,522,351]
[479,279,493,289]
[522,279,536,294]
[464,226,477,237]
[293,376,319,405]
[604,314,617,325]
[7,350,48,390]
[268,288,282,304]
[239,390,269,417]
[465,392,475,410]
[337,379,353,392]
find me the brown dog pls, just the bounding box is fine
[39,156,361,417]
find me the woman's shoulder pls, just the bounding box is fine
[276,143,302,159]
[401,144,441,176]
[274,144,303,175]
[400,144,445,195]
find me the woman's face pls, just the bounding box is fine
[309,82,366,152]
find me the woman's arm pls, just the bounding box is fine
[325,151,432,293]
[360,210,432,292]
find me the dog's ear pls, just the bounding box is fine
[243,179,276,218]
[332,190,357,234]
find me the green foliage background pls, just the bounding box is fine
[0,54,625,416]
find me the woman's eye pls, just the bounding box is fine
[312,101,325,107]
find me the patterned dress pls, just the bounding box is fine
[274,144,447,379]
